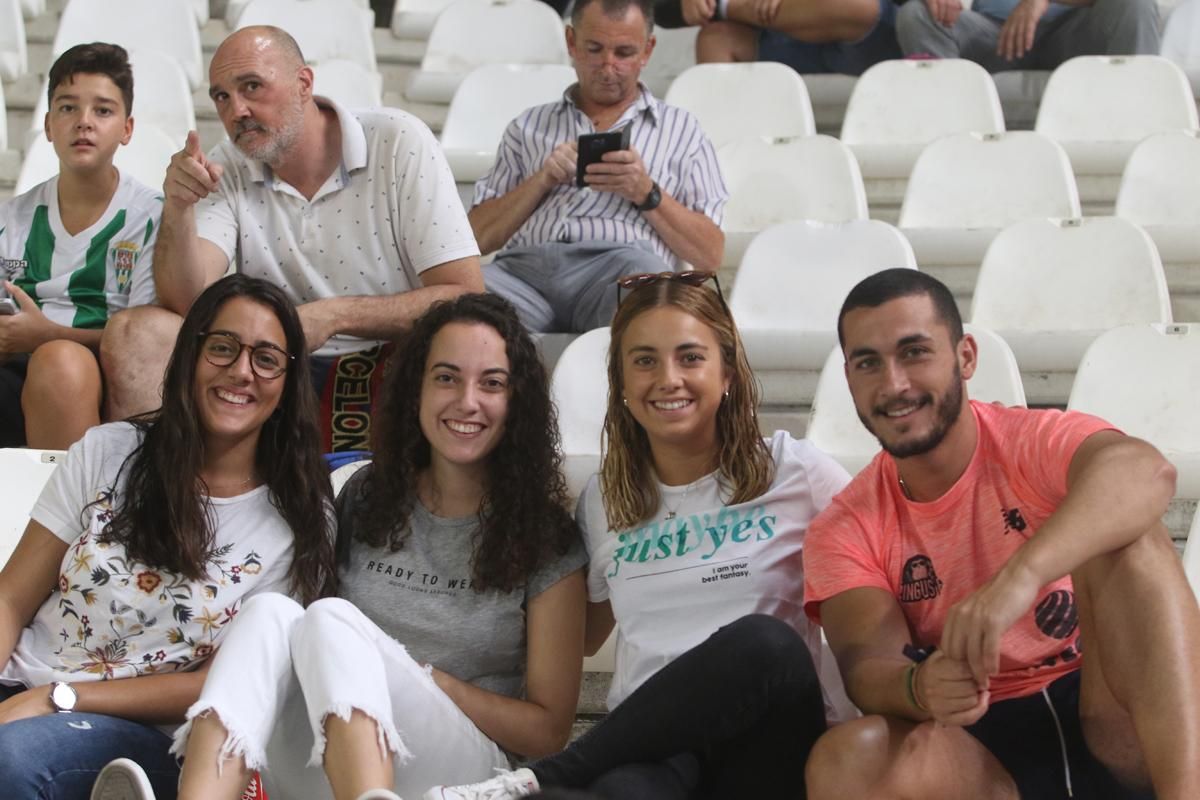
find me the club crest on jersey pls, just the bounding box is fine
[112,241,140,293]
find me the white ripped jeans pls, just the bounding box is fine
[172,593,508,799]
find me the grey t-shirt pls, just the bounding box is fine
[336,472,587,698]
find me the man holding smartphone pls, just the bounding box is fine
[469,0,727,334]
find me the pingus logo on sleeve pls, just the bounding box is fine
[899,554,944,602]
[111,241,141,294]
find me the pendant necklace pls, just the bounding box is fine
[663,481,695,521]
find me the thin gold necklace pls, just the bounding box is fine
[206,475,255,492]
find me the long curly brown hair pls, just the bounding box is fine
[601,279,773,529]
[96,275,336,605]
[348,294,577,593]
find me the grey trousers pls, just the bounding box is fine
[484,240,671,333]
[895,0,1161,71]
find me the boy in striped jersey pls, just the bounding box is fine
[0,43,160,449]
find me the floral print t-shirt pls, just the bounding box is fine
[0,422,295,688]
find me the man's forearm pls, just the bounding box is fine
[1012,436,1176,589]
[843,654,929,721]
[310,283,477,342]
[154,206,211,315]
[469,172,553,255]
[643,193,725,272]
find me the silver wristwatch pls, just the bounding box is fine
[50,681,78,713]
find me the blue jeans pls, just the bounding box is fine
[0,683,180,799]
[758,0,901,76]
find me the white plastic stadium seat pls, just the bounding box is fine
[312,59,384,109]
[1068,323,1200,498]
[665,62,815,149]
[898,132,1080,295]
[1035,56,1199,180]
[970,217,1171,374]
[17,123,178,195]
[19,0,45,19]
[440,63,576,183]
[228,0,368,27]
[406,0,569,104]
[1116,131,1200,267]
[807,324,1026,477]
[0,81,7,152]
[239,0,378,74]
[191,0,209,24]
[1163,0,1200,88]
[330,459,370,497]
[841,59,1004,181]
[0,449,65,568]
[717,134,868,268]
[391,0,457,40]
[641,25,697,98]
[729,220,916,373]
[0,0,28,82]
[53,0,203,91]
[550,327,610,502]
[26,48,196,150]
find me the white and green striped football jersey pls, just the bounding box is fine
[0,171,161,331]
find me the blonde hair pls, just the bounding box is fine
[600,279,773,530]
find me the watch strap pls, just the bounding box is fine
[635,181,662,212]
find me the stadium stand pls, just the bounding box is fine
[226,0,368,27]
[439,63,576,185]
[970,216,1171,405]
[841,58,1004,217]
[237,0,378,75]
[1116,131,1200,321]
[19,0,44,18]
[0,0,29,82]
[729,219,915,407]
[898,131,1081,302]
[549,326,609,502]
[24,47,195,149]
[0,449,63,569]
[806,323,1026,478]
[0,80,6,153]
[664,61,815,149]
[405,0,570,104]
[312,58,384,108]
[1161,0,1200,97]
[1069,323,1200,501]
[51,0,203,90]
[1035,55,1199,214]
[390,0,456,41]
[716,134,868,270]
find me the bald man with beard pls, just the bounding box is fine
[100,27,483,447]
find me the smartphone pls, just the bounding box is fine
[575,124,633,188]
[0,298,15,315]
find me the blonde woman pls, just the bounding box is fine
[431,272,851,800]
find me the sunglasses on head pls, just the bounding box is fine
[616,270,727,311]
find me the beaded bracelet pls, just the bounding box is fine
[905,661,930,713]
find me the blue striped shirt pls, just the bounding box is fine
[472,83,728,268]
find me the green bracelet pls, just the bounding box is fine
[905,662,929,713]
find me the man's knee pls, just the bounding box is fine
[896,0,939,48]
[24,340,100,396]
[100,306,183,369]
[806,716,896,797]
[696,21,759,63]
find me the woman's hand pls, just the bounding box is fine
[0,684,53,725]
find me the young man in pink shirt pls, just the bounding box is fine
[803,269,1200,799]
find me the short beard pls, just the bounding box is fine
[234,95,305,166]
[859,364,965,459]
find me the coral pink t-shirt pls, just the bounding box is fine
[804,401,1115,702]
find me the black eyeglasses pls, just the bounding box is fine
[616,270,727,311]
[198,332,294,380]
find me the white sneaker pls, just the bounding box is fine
[423,767,540,800]
[355,790,404,800]
[90,758,156,800]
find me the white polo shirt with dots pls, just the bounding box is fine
[196,97,479,358]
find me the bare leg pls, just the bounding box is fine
[99,306,182,420]
[22,340,102,449]
[323,710,394,800]
[1073,522,1200,799]
[805,715,1019,800]
[176,712,256,800]
[725,0,879,42]
[696,20,760,62]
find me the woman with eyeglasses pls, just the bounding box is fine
[0,274,334,800]
[432,272,852,800]
[97,293,587,800]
